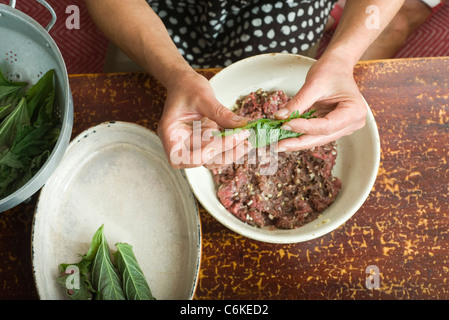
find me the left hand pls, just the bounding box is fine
[273,54,367,152]
[157,70,251,169]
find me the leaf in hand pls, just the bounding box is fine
[214,110,316,148]
[114,242,155,300]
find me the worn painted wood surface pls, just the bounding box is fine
[1,57,448,300]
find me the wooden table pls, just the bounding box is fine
[1,57,448,300]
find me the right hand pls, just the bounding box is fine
[273,54,367,152]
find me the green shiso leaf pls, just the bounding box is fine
[114,242,155,300]
[90,225,126,300]
[214,109,316,148]
[0,68,60,199]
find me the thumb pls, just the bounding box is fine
[202,102,247,129]
[274,82,322,119]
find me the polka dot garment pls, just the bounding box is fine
[146,0,337,68]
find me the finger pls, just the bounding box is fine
[275,121,362,152]
[167,129,250,168]
[282,108,365,136]
[204,140,251,169]
[160,124,192,167]
[274,81,322,119]
[201,129,250,158]
[281,98,367,135]
[201,101,247,129]
[188,131,249,168]
[186,121,217,151]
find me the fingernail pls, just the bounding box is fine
[232,114,244,122]
[274,109,289,117]
[280,125,292,131]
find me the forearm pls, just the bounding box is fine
[85,0,193,88]
[322,0,405,66]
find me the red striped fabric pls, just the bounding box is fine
[318,2,449,60]
[2,1,448,73]
[395,3,449,58]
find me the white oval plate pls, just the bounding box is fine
[32,121,201,300]
[185,53,380,244]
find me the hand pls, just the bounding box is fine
[273,55,367,152]
[157,71,251,169]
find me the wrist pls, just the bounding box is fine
[315,48,357,76]
[321,35,364,67]
[161,66,203,94]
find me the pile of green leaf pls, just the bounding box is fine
[0,68,60,199]
[58,225,155,300]
[214,110,316,148]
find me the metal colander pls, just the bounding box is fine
[0,0,73,212]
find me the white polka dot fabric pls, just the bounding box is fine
[147,0,336,68]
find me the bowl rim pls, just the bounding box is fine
[186,52,381,243]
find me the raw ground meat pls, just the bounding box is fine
[212,89,341,229]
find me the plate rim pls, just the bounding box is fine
[31,121,202,300]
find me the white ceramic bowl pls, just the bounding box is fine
[185,53,380,244]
